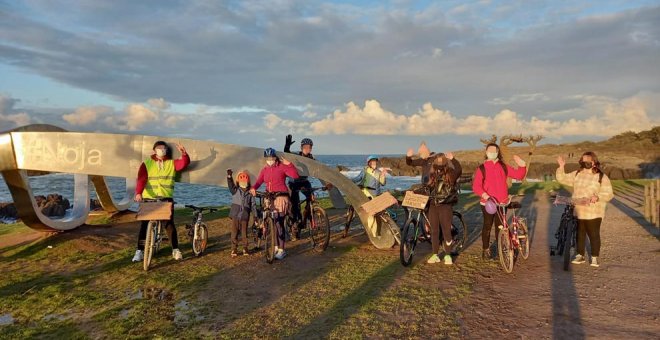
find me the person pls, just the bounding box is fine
[250,148,299,260]
[472,143,527,260]
[348,155,390,236]
[227,169,255,257]
[133,141,190,262]
[406,141,438,186]
[556,152,613,267]
[425,153,462,265]
[284,135,314,240]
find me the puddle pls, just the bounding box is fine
[0,313,14,326]
[128,287,174,301]
[174,300,190,324]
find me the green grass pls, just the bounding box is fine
[0,222,31,237]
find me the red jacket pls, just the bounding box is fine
[472,160,526,205]
[252,162,299,193]
[135,154,190,194]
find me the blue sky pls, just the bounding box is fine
[1,0,659,154]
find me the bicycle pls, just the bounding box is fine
[136,199,173,271]
[183,205,218,256]
[399,190,468,267]
[285,186,331,252]
[550,195,588,271]
[253,191,284,264]
[343,193,408,244]
[489,196,530,273]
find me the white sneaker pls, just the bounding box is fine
[590,257,600,267]
[172,249,183,260]
[443,254,453,265]
[572,254,586,264]
[274,249,287,260]
[132,250,143,262]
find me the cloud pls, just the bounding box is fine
[62,106,111,125]
[488,93,550,106]
[0,94,31,129]
[147,98,170,110]
[265,93,659,138]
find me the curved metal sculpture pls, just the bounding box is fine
[0,125,396,248]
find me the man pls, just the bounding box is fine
[132,141,190,262]
[284,134,314,240]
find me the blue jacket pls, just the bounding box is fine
[227,175,255,221]
[352,167,386,197]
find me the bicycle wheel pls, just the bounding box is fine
[264,217,276,264]
[563,219,574,271]
[400,217,418,266]
[451,211,468,255]
[283,214,296,241]
[192,222,208,256]
[518,219,530,260]
[497,227,514,273]
[310,206,330,252]
[143,221,158,271]
[556,219,568,256]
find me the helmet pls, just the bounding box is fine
[366,155,379,163]
[301,138,313,146]
[237,171,249,182]
[485,199,497,214]
[263,148,277,157]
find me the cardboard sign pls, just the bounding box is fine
[401,191,429,209]
[136,201,173,221]
[359,192,398,216]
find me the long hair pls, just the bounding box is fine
[429,153,456,186]
[581,151,602,174]
[484,142,506,168]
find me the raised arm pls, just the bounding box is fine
[555,156,575,187]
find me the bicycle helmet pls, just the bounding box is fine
[263,148,277,157]
[485,198,497,214]
[237,171,249,183]
[366,155,379,163]
[300,138,313,146]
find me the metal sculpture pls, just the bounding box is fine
[0,125,396,249]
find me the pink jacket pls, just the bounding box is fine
[472,161,526,205]
[252,162,300,193]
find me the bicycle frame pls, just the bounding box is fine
[492,198,521,249]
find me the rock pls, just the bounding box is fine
[0,203,17,218]
[336,165,350,172]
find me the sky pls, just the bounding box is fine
[0,0,659,154]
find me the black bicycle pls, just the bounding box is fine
[550,195,587,271]
[252,192,283,264]
[285,186,331,252]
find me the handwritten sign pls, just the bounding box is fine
[360,192,398,216]
[136,202,173,221]
[401,191,429,209]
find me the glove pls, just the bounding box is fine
[226,169,233,176]
[285,134,295,149]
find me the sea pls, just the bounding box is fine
[0,155,425,210]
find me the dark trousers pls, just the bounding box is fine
[289,180,312,224]
[231,218,249,252]
[137,198,178,251]
[480,205,503,250]
[577,218,602,257]
[428,203,453,254]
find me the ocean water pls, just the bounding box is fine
[0,155,423,208]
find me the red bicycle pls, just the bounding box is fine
[487,196,530,273]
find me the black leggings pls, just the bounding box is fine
[577,218,602,257]
[137,198,178,251]
[427,203,453,254]
[289,180,312,223]
[480,205,503,250]
[231,218,249,251]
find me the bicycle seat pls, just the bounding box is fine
[507,202,521,210]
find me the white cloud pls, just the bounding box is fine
[264,93,659,138]
[164,115,185,128]
[0,94,31,129]
[488,93,550,105]
[147,98,170,110]
[62,106,111,125]
[302,110,317,118]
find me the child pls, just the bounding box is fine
[349,155,390,236]
[227,169,255,257]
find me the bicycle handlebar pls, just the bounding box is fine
[185,204,218,213]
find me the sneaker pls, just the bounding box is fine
[482,249,491,260]
[590,257,600,267]
[231,250,238,257]
[572,254,586,264]
[427,254,441,264]
[172,249,183,260]
[132,250,144,262]
[242,249,249,256]
[275,249,287,260]
[443,254,453,265]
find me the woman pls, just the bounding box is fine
[250,148,299,260]
[556,152,613,267]
[472,143,527,260]
[426,153,462,265]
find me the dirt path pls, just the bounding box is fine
[455,191,660,339]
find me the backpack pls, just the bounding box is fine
[478,162,509,187]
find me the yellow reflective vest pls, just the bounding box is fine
[142,158,175,199]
